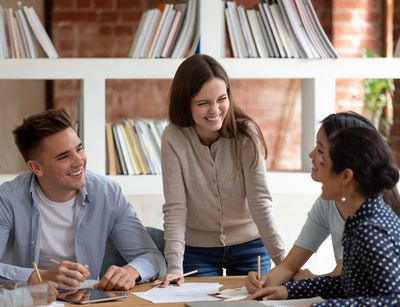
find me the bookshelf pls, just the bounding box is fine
[1,1,400,196]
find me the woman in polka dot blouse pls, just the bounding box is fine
[249,125,400,306]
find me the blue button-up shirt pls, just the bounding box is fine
[0,171,166,282]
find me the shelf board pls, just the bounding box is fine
[1,58,400,79]
[0,171,321,196]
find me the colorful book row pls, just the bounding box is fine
[128,0,199,59]
[225,0,338,59]
[106,119,168,176]
[0,5,58,59]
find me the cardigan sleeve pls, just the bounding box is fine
[161,126,187,274]
[241,133,285,264]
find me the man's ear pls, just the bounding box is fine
[27,160,43,177]
[342,168,354,186]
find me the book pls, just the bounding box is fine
[122,120,143,175]
[116,123,136,175]
[226,1,249,58]
[161,3,186,58]
[0,7,9,58]
[128,120,151,175]
[280,0,316,58]
[237,6,258,57]
[147,4,173,58]
[5,8,19,58]
[15,8,38,58]
[112,124,128,175]
[135,120,161,174]
[257,3,279,57]
[138,9,161,58]
[302,0,338,58]
[153,7,176,58]
[128,9,148,57]
[262,2,286,57]
[293,0,326,58]
[105,123,117,176]
[246,8,269,57]
[171,0,198,58]
[23,6,58,58]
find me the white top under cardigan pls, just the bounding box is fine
[161,123,286,274]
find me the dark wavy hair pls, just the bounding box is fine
[169,54,267,177]
[13,108,73,161]
[329,127,399,198]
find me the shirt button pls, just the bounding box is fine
[31,241,35,245]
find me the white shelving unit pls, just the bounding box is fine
[1,0,400,196]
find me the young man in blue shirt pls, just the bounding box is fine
[0,108,166,290]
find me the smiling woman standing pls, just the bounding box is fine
[159,54,285,286]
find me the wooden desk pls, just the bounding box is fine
[68,276,246,307]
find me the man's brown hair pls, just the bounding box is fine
[13,108,74,161]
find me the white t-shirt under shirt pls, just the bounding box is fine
[36,186,77,269]
[294,196,345,261]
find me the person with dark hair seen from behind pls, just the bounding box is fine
[246,111,400,293]
[249,126,400,305]
[0,109,166,291]
[158,54,285,286]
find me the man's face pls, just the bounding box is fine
[29,127,87,202]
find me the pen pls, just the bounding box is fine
[153,269,198,286]
[257,255,261,280]
[32,261,42,282]
[49,258,60,264]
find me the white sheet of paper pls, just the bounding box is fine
[215,286,248,299]
[260,296,325,306]
[36,302,64,307]
[132,282,222,303]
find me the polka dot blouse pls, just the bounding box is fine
[286,196,400,306]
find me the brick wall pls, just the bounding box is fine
[50,0,387,170]
[392,0,400,165]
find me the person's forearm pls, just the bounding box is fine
[265,265,296,286]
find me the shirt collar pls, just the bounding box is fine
[345,195,385,230]
[28,172,91,206]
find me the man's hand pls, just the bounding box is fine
[28,260,90,289]
[95,265,139,291]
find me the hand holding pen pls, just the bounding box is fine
[153,269,198,287]
[29,259,90,289]
[245,255,267,294]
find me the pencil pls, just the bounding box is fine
[49,258,60,264]
[257,255,261,279]
[32,261,42,282]
[153,269,198,286]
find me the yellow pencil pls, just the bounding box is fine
[257,255,261,279]
[32,261,42,282]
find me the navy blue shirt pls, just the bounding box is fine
[286,196,400,306]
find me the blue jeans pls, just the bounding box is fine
[183,238,271,276]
